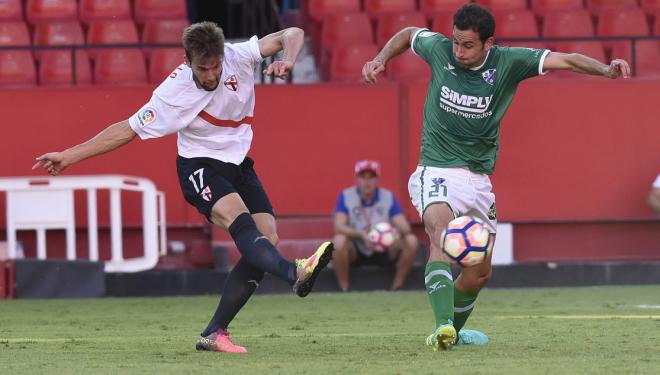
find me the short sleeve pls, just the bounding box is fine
[411,28,445,63]
[335,192,348,214]
[505,47,550,81]
[653,174,660,188]
[228,36,263,68]
[389,197,403,218]
[128,94,188,139]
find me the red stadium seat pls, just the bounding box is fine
[33,21,84,46]
[431,12,455,37]
[420,0,470,17]
[0,21,30,46]
[0,50,37,87]
[494,10,539,38]
[39,49,92,86]
[531,0,584,15]
[87,19,139,59]
[26,0,77,25]
[308,0,360,22]
[655,12,660,35]
[94,48,147,85]
[134,0,187,25]
[377,12,428,47]
[321,13,374,53]
[597,9,650,36]
[641,0,660,16]
[387,49,431,81]
[476,0,528,11]
[142,19,189,45]
[364,0,417,18]
[0,0,22,21]
[79,0,131,25]
[542,10,595,38]
[148,48,184,83]
[635,40,660,78]
[587,0,638,13]
[330,44,378,82]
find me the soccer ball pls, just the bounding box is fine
[368,222,400,252]
[441,216,492,267]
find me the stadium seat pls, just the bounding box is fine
[641,0,660,16]
[330,44,378,82]
[321,13,374,53]
[597,9,650,36]
[377,12,428,48]
[79,0,132,25]
[655,12,660,35]
[587,0,638,13]
[635,40,660,78]
[531,0,584,15]
[387,49,431,81]
[0,21,30,46]
[26,0,77,25]
[33,21,84,46]
[308,0,360,22]
[148,48,184,83]
[142,19,189,45]
[542,10,595,38]
[420,0,470,17]
[431,12,455,37]
[134,0,187,25]
[38,49,92,86]
[364,0,417,18]
[476,0,529,11]
[87,19,139,59]
[94,48,147,85]
[494,10,539,38]
[0,50,37,87]
[0,0,22,21]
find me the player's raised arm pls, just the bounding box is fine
[543,52,630,79]
[258,27,304,79]
[363,26,421,84]
[32,119,137,176]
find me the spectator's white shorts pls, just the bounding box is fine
[408,166,497,232]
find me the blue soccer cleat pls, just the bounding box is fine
[456,329,489,345]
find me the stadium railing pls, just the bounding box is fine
[0,175,166,272]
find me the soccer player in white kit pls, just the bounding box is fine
[33,22,334,353]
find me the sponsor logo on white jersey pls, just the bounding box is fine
[440,86,492,113]
[224,75,238,91]
[137,108,156,126]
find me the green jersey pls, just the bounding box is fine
[411,29,548,174]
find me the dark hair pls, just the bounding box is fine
[182,21,225,62]
[453,4,496,43]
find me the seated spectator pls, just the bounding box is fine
[648,174,660,214]
[332,160,419,291]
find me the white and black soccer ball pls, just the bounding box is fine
[441,216,492,267]
[368,222,400,252]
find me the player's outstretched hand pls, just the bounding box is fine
[263,60,294,79]
[362,60,385,84]
[605,59,630,79]
[32,152,69,176]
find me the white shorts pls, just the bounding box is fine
[408,166,497,232]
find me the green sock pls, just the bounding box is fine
[453,286,478,333]
[424,261,454,328]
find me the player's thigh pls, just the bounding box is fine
[235,157,275,216]
[176,156,246,227]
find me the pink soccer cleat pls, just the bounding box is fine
[195,329,247,353]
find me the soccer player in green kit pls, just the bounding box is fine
[362,3,630,351]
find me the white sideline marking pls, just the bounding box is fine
[635,304,660,309]
[501,315,660,320]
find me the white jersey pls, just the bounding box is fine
[654,174,660,188]
[128,36,263,164]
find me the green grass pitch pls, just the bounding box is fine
[1,286,659,374]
